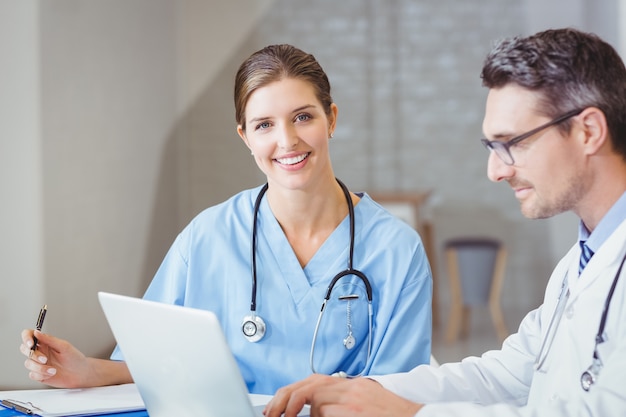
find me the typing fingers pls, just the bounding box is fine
[309,378,422,417]
[264,381,308,417]
[264,375,352,417]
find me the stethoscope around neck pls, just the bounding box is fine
[241,179,373,377]
[534,249,626,391]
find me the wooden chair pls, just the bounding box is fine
[444,237,508,343]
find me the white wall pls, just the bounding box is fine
[1,0,181,389]
[0,0,44,390]
[175,0,276,224]
[38,0,180,362]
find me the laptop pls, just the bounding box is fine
[98,292,309,417]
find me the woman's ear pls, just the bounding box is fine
[237,125,251,151]
[328,103,338,136]
[579,107,608,155]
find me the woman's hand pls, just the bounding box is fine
[20,329,132,388]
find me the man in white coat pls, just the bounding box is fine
[264,27,626,417]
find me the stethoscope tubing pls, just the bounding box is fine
[247,179,374,376]
[534,247,626,390]
[249,183,268,314]
[534,280,569,372]
[309,180,373,376]
[310,294,373,377]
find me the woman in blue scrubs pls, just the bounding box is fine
[21,44,432,394]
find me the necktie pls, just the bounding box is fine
[579,240,594,275]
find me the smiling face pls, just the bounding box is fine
[482,84,590,219]
[237,77,337,193]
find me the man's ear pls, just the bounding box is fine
[579,107,609,155]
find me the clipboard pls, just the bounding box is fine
[0,383,146,417]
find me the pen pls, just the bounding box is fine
[31,305,47,354]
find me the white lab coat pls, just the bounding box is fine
[372,218,626,416]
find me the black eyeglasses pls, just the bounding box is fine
[480,108,584,165]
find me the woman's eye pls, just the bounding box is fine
[295,113,311,122]
[255,121,271,131]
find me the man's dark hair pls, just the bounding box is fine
[481,28,626,158]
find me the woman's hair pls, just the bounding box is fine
[234,44,333,131]
[480,28,626,158]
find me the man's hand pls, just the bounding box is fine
[264,374,423,417]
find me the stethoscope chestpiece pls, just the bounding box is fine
[581,352,603,392]
[242,313,266,343]
[580,368,596,392]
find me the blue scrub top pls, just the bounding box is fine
[111,186,432,394]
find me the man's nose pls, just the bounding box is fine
[486,150,514,182]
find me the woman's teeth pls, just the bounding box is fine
[277,153,309,165]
